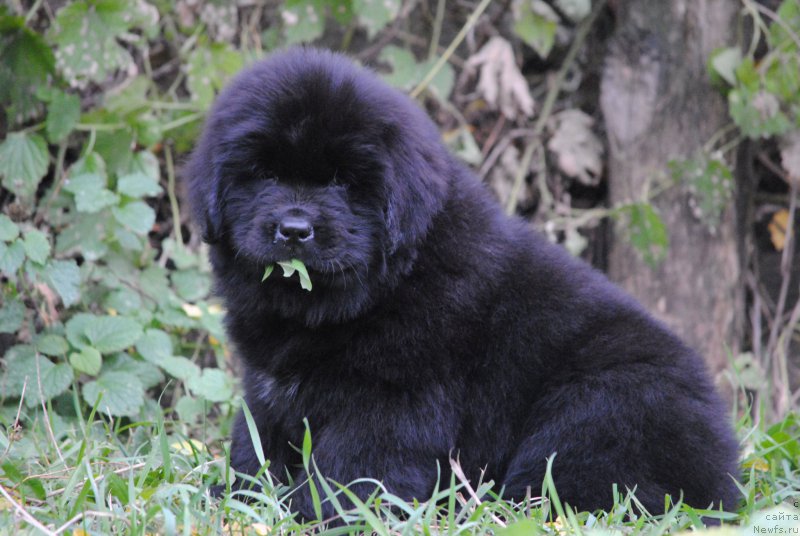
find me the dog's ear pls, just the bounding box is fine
[383,135,449,255]
[185,144,223,244]
[381,118,450,255]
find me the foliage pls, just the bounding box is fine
[666,0,800,236]
[0,399,798,534]
[0,0,798,533]
[263,260,313,291]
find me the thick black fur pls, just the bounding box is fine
[186,47,739,519]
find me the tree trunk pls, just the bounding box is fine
[600,0,742,379]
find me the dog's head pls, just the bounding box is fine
[186,48,450,324]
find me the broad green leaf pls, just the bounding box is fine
[69,347,102,375]
[328,0,354,24]
[0,214,19,242]
[709,47,742,87]
[103,287,143,314]
[729,89,792,139]
[112,201,155,235]
[160,355,201,381]
[94,127,135,175]
[186,368,233,402]
[0,297,24,334]
[135,329,172,363]
[69,151,107,176]
[768,0,800,52]
[31,362,73,407]
[65,313,143,354]
[44,259,81,307]
[140,266,172,306]
[22,229,51,265]
[734,58,759,92]
[186,42,244,108]
[50,0,158,88]
[281,0,326,45]
[171,269,211,301]
[35,334,69,356]
[114,226,144,251]
[514,0,558,59]
[175,395,206,423]
[0,240,25,274]
[3,347,73,406]
[155,307,198,329]
[379,46,455,100]
[83,371,145,417]
[55,218,105,260]
[46,91,81,143]
[765,56,800,102]
[64,173,120,213]
[162,238,200,269]
[117,172,162,198]
[104,353,163,389]
[0,132,49,203]
[669,157,734,231]
[127,150,160,181]
[0,16,54,124]
[353,0,398,37]
[622,203,669,268]
[277,259,313,291]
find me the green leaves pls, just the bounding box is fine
[0,214,19,241]
[0,298,24,333]
[43,259,81,307]
[45,91,81,143]
[669,156,734,232]
[118,172,162,198]
[262,259,313,291]
[22,229,51,265]
[66,313,143,354]
[3,346,73,406]
[352,0,399,38]
[136,329,172,363]
[69,347,103,375]
[50,0,159,88]
[619,203,669,268]
[514,0,558,58]
[0,132,49,204]
[186,368,233,402]
[186,42,243,108]
[83,371,145,417]
[262,264,274,282]
[64,173,120,213]
[112,201,155,235]
[379,46,455,100]
[281,0,327,45]
[708,6,800,140]
[0,240,25,274]
[0,13,55,124]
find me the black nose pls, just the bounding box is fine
[276,217,314,243]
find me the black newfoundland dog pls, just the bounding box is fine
[187,47,739,518]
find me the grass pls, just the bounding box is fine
[1,388,799,535]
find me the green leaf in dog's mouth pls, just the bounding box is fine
[262,259,312,291]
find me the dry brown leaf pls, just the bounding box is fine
[547,109,603,185]
[768,209,790,251]
[466,37,534,119]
